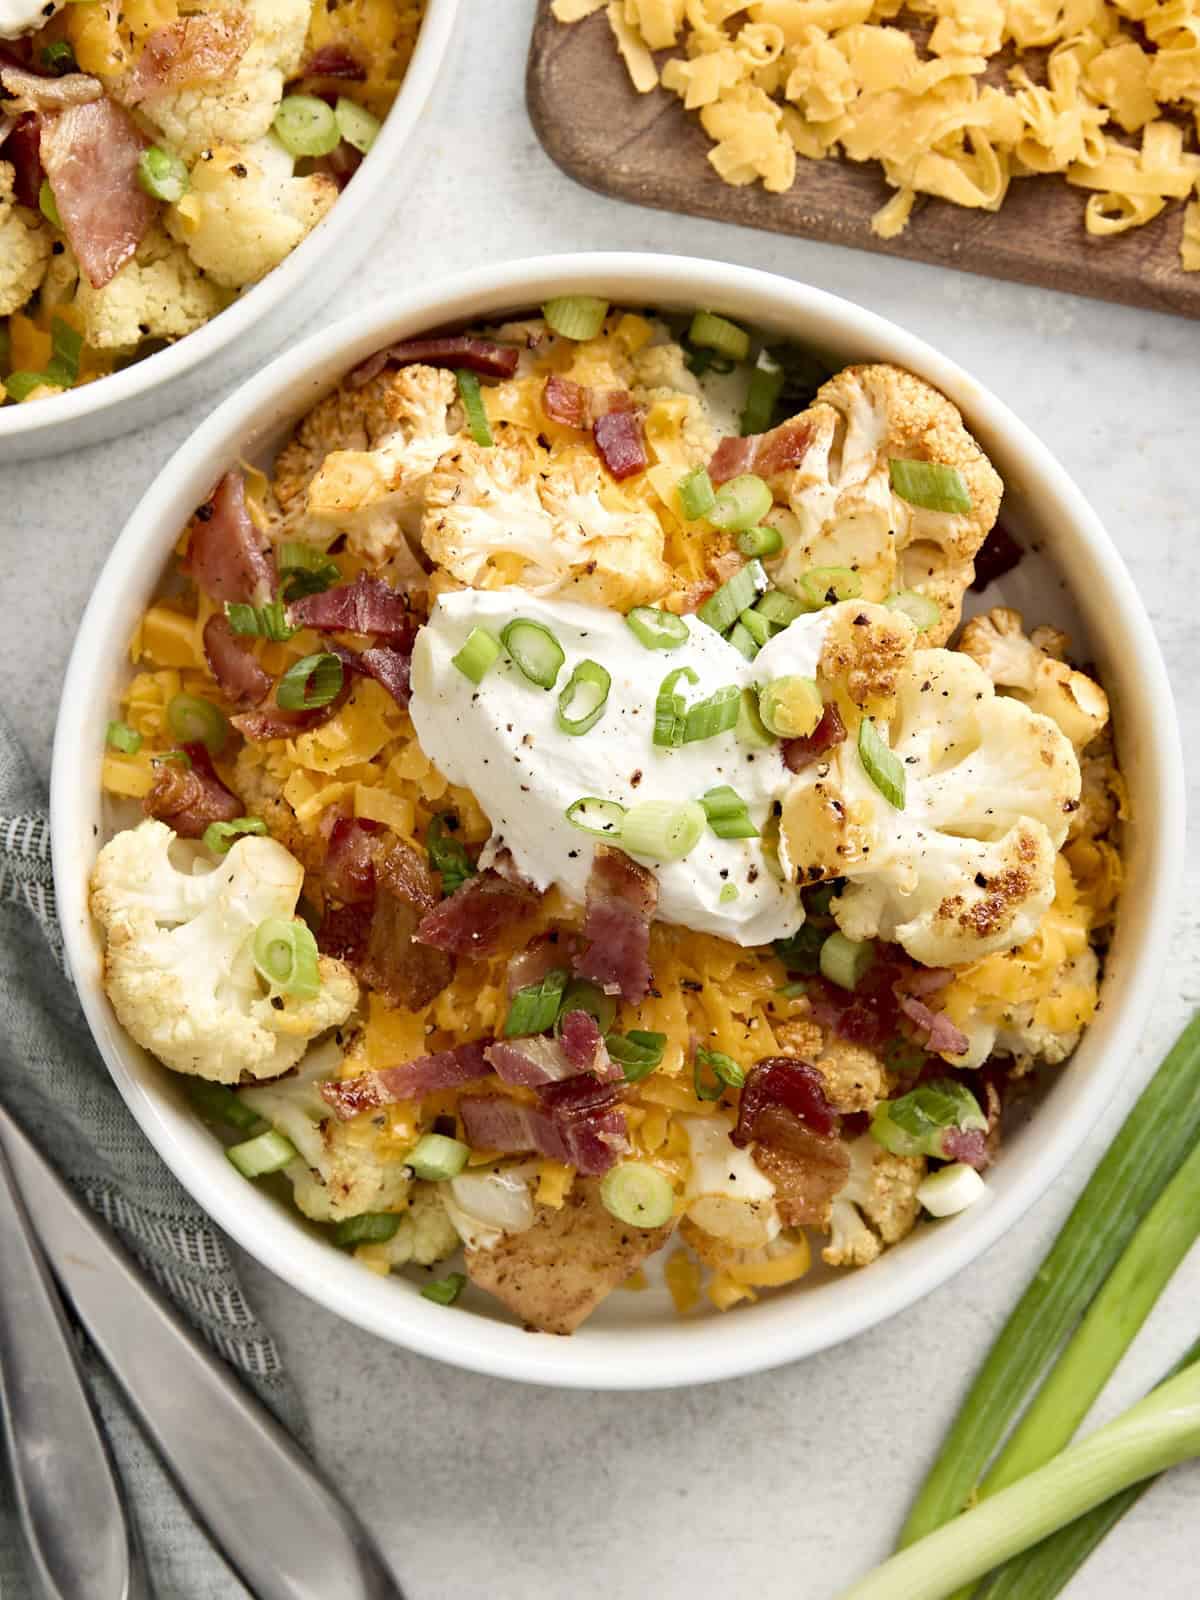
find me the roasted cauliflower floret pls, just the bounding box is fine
[958,607,1109,750]
[814,1037,889,1113]
[780,625,1082,966]
[761,364,1003,646]
[823,1135,924,1268]
[74,228,226,353]
[421,438,672,609]
[0,162,51,317]
[279,366,461,564]
[680,1114,781,1248]
[167,135,335,290]
[91,821,358,1083]
[143,0,310,159]
[818,599,916,716]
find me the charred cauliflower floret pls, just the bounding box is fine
[952,946,1101,1071]
[814,1037,889,1114]
[279,365,461,564]
[823,1135,925,1268]
[760,365,1002,646]
[958,607,1110,751]
[421,437,672,609]
[780,623,1082,967]
[143,0,310,159]
[91,821,357,1083]
[167,134,335,290]
[0,162,51,318]
[74,228,226,353]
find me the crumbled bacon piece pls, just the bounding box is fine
[416,869,539,957]
[558,1009,620,1082]
[358,838,453,1010]
[350,335,520,387]
[321,1040,493,1120]
[351,645,411,709]
[752,1111,851,1226]
[301,42,366,79]
[321,816,379,906]
[897,994,970,1058]
[39,98,155,288]
[781,704,846,772]
[201,614,271,708]
[119,13,251,105]
[709,418,813,485]
[942,1126,989,1169]
[592,407,647,481]
[733,1057,839,1146]
[182,470,276,606]
[542,374,588,428]
[485,1038,578,1089]
[6,113,42,208]
[459,1077,628,1176]
[286,573,413,640]
[573,846,657,1004]
[142,743,240,839]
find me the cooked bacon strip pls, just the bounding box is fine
[460,1078,628,1176]
[312,140,363,191]
[752,1110,851,1226]
[358,838,453,1010]
[202,614,272,708]
[321,815,379,905]
[506,935,568,995]
[315,901,371,966]
[573,846,657,1004]
[350,335,520,388]
[119,13,251,105]
[781,704,846,773]
[709,418,813,485]
[558,1009,621,1082]
[897,994,970,1058]
[352,646,411,709]
[302,43,366,78]
[542,374,588,428]
[39,99,155,288]
[5,113,42,208]
[321,1040,493,1120]
[182,470,276,605]
[592,407,647,481]
[143,743,240,839]
[416,869,539,957]
[1,66,101,111]
[943,1126,989,1170]
[286,573,413,640]
[807,955,912,1051]
[733,1057,839,1146]
[485,1015,619,1090]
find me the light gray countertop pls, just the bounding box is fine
[3,3,1199,1594]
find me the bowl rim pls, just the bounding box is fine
[0,0,460,448]
[52,253,1186,1389]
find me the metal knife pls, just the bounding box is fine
[0,1103,405,1600]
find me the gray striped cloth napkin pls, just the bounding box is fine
[0,710,304,1599]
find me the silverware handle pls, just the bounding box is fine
[0,1133,147,1600]
[0,1105,403,1600]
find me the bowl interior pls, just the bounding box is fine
[52,257,1184,1387]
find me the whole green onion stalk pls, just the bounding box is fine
[837,1362,1200,1600]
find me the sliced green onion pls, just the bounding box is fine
[38,179,61,229]
[276,652,344,710]
[500,618,564,690]
[677,465,716,521]
[421,1272,466,1306]
[737,524,783,559]
[622,800,706,863]
[278,542,341,600]
[858,716,906,809]
[797,566,863,610]
[687,310,750,362]
[166,692,228,754]
[456,368,493,447]
[5,371,58,403]
[888,457,972,514]
[542,295,608,341]
[871,1080,985,1160]
[725,621,758,661]
[739,607,774,648]
[682,684,740,743]
[735,686,774,749]
[719,883,739,904]
[758,676,822,739]
[427,813,474,894]
[600,1161,675,1228]
[153,749,191,768]
[51,317,82,381]
[709,474,772,534]
[565,796,626,838]
[625,607,689,653]
[700,785,759,839]
[696,1046,745,1088]
[740,352,786,435]
[202,817,267,855]
[273,93,340,158]
[225,601,296,641]
[105,720,141,755]
[504,967,569,1037]
[776,980,807,998]
[451,625,502,684]
[405,1132,471,1182]
[774,923,825,976]
[556,979,618,1036]
[653,664,698,748]
[754,589,806,628]
[137,145,189,204]
[226,1129,297,1178]
[334,1212,401,1247]
[818,930,875,992]
[698,559,768,633]
[186,1079,266,1135]
[804,879,840,916]
[40,39,77,73]
[557,659,610,736]
[606,1030,666,1083]
[885,590,941,633]
[252,916,320,999]
[918,1163,987,1217]
[334,96,381,153]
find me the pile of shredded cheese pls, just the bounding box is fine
[554,0,1200,268]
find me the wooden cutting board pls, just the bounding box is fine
[527,3,1200,320]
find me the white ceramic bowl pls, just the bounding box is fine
[52,254,1185,1389]
[0,0,459,464]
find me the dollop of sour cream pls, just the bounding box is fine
[409,588,829,945]
[0,0,61,39]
